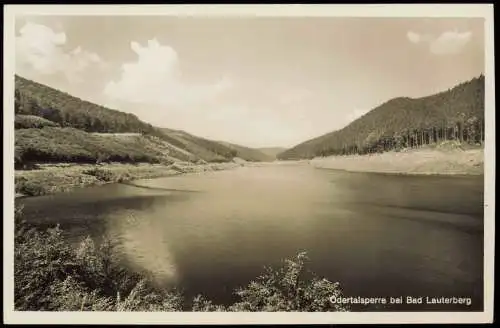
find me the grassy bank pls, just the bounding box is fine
[15,127,195,168]
[13,206,348,312]
[15,161,242,197]
[310,142,484,176]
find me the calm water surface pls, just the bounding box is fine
[18,164,484,311]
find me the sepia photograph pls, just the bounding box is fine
[3,4,494,325]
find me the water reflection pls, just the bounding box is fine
[17,165,484,311]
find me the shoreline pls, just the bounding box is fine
[313,166,484,178]
[15,161,244,198]
[310,161,483,176]
[308,146,484,176]
[15,145,485,198]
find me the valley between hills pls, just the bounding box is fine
[14,74,484,197]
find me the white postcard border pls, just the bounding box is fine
[3,4,495,324]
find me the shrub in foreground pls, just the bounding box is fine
[227,252,349,312]
[14,206,348,312]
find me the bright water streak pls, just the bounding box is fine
[18,164,484,311]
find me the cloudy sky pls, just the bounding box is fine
[14,15,484,148]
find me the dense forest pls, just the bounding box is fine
[277,75,485,160]
[14,75,273,165]
[15,76,156,134]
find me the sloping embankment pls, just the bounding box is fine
[310,146,484,176]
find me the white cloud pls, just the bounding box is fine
[429,30,472,55]
[15,22,104,83]
[406,31,421,44]
[406,29,472,56]
[104,39,231,108]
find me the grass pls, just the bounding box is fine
[15,127,195,167]
[15,114,60,129]
[14,205,349,312]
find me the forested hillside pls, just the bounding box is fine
[14,75,272,165]
[278,75,485,160]
[15,75,155,134]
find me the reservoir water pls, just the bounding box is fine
[17,164,484,311]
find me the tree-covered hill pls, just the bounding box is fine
[14,75,274,164]
[15,75,156,134]
[277,75,485,160]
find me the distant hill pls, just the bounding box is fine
[158,128,275,163]
[257,147,287,160]
[217,142,276,162]
[277,75,485,160]
[14,75,270,165]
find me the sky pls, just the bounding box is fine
[14,15,485,148]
